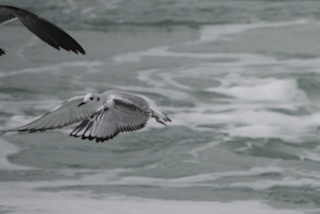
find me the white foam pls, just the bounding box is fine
[106,84,191,100]
[112,20,309,65]
[0,60,104,79]
[0,164,307,214]
[16,36,38,59]
[187,141,221,163]
[0,138,34,170]
[198,19,309,43]
[102,166,283,188]
[207,76,307,102]
[29,166,283,189]
[112,46,170,63]
[158,71,319,141]
[230,176,320,191]
[229,125,296,141]
[0,189,303,214]
[112,46,275,65]
[300,150,320,162]
[137,69,193,91]
[0,164,285,191]
[63,0,78,13]
[0,159,313,214]
[173,106,320,142]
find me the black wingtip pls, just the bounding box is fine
[0,48,6,56]
[0,5,86,55]
[70,132,117,143]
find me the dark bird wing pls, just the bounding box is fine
[0,5,85,54]
[0,48,5,55]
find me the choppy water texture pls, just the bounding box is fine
[1,0,320,213]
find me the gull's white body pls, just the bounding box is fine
[2,89,171,142]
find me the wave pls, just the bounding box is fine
[3,0,318,31]
[0,138,34,170]
[0,187,304,214]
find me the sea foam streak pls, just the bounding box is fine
[0,138,34,170]
[0,181,304,214]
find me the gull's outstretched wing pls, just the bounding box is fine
[1,96,99,133]
[0,5,85,54]
[70,96,150,142]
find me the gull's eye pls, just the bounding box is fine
[97,97,100,101]
[90,97,93,100]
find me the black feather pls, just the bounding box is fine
[0,5,85,55]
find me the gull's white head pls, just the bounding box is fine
[78,92,101,107]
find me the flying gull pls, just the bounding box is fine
[0,5,85,55]
[1,89,171,142]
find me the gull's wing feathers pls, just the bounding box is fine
[2,96,99,133]
[0,5,85,54]
[136,94,171,122]
[0,6,18,26]
[70,96,150,143]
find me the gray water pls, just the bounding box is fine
[1,1,320,213]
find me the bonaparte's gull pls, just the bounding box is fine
[0,5,85,55]
[2,89,171,142]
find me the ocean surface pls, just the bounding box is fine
[1,0,320,213]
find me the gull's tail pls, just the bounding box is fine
[137,94,171,124]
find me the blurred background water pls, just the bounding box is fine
[1,0,320,213]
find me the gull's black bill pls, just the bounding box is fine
[77,102,85,107]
